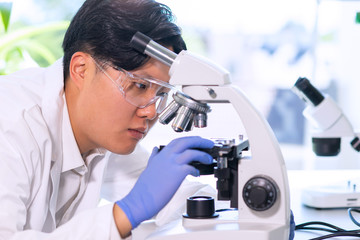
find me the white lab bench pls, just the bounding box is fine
[289,170,360,240]
[132,170,360,240]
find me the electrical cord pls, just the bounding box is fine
[349,208,360,227]
[295,208,360,239]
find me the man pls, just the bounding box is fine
[0,0,214,239]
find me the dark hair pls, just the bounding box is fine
[62,0,186,80]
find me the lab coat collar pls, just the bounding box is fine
[61,79,106,173]
[41,58,64,162]
[61,96,84,173]
[83,148,107,165]
[41,58,65,230]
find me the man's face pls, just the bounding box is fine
[71,55,171,155]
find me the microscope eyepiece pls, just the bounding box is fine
[130,31,177,67]
[130,31,152,54]
[293,77,324,107]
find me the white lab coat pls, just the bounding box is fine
[0,59,121,239]
[0,60,216,239]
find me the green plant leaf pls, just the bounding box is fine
[356,12,360,24]
[0,21,69,51]
[0,2,12,32]
[0,21,69,74]
[23,40,57,65]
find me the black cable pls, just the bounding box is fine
[297,227,337,233]
[296,221,346,232]
[309,232,360,240]
[349,208,360,227]
[295,209,360,239]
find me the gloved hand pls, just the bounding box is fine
[116,136,214,229]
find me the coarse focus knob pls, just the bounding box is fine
[243,176,278,211]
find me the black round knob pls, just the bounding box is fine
[183,196,219,219]
[243,176,278,211]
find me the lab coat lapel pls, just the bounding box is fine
[47,156,61,229]
[18,104,63,232]
[41,151,62,232]
[41,59,65,229]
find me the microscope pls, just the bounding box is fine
[292,77,360,208]
[292,77,360,159]
[131,32,291,239]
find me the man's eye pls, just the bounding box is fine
[135,82,147,90]
[162,88,171,94]
[157,92,168,97]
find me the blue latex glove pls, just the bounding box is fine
[116,136,214,229]
[289,210,295,240]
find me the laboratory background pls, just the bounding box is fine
[4,0,360,239]
[2,0,360,170]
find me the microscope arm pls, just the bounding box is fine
[131,31,291,239]
[182,84,290,225]
[164,46,290,225]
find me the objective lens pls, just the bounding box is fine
[194,113,207,128]
[157,91,211,132]
[172,106,194,132]
[158,100,180,125]
[184,117,194,132]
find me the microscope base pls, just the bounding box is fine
[145,211,288,240]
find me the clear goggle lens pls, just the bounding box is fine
[94,59,175,113]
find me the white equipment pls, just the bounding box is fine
[131,32,291,239]
[301,179,360,209]
[292,77,360,209]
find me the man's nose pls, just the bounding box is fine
[137,102,158,120]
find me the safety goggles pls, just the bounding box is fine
[93,58,175,113]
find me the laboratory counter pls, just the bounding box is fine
[132,170,360,240]
[289,170,360,240]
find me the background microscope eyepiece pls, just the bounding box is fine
[293,77,325,107]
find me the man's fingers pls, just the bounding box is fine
[166,136,214,153]
[175,149,213,165]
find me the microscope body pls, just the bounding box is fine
[149,51,290,240]
[293,78,360,208]
[293,77,360,169]
[131,32,290,239]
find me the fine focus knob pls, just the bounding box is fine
[243,176,278,211]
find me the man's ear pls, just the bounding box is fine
[68,52,92,90]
